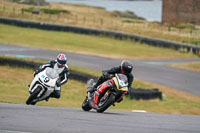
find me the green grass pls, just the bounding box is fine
[0,0,200,45]
[0,24,197,59]
[111,96,200,115]
[69,64,101,77]
[169,61,200,72]
[1,65,200,115]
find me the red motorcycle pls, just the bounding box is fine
[82,73,128,113]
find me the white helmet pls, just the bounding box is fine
[56,53,67,68]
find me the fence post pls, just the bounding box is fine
[190,28,193,35]
[21,8,24,15]
[3,5,5,12]
[13,7,15,14]
[57,13,60,19]
[75,15,78,24]
[100,18,103,26]
[168,26,171,32]
[83,17,86,24]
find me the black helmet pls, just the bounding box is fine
[120,60,133,74]
[56,53,67,68]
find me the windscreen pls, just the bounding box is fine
[117,74,128,87]
[46,67,59,79]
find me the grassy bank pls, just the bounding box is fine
[0,65,200,115]
[169,62,200,72]
[0,0,199,45]
[0,24,197,59]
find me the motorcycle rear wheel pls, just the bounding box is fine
[82,96,92,111]
[97,93,115,113]
[26,87,41,105]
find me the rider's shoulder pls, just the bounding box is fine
[110,66,120,71]
[48,60,56,64]
[112,66,121,71]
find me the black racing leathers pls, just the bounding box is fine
[95,66,134,92]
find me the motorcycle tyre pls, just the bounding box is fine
[26,87,41,105]
[97,93,115,113]
[82,97,92,111]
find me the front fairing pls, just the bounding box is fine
[37,68,58,88]
[113,74,128,93]
[27,68,60,103]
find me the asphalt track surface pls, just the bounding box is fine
[1,44,200,133]
[0,103,200,133]
[0,43,200,96]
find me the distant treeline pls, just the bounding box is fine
[10,0,49,6]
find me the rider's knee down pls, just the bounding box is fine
[50,90,60,99]
[54,91,60,99]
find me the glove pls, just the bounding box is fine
[56,80,61,87]
[102,71,111,79]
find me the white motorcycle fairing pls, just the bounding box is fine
[28,67,59,103]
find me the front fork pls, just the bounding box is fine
[87,92,97,109]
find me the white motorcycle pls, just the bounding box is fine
[26,67,59,105]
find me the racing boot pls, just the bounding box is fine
[87,79,97,93]
[87,84,103,109]
[87,91,97,109]
[45,90,60,102]
[90,76,105,92]
[45,95,50,101]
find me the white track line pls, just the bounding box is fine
[131,110,147,113]
[0,130,32,133]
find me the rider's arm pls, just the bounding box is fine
[59,72,68,85]
[34,63,50,76]
[57,65,70,86]
[34,60,55,76]
[103,66,121,75]
[127,74,134,92]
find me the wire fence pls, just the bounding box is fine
[0,17,200,57]
[1,5,200,39]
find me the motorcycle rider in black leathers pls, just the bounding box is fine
[88,60,134,102]
[34,53,70,100]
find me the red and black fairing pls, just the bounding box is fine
[83,73,129,112]
[92,79,114,105]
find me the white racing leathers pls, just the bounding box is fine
[34,60,70,88]
[26,60,70,105]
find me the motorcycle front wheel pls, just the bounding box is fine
[97,93,115,113]
[82,96,92,111]
[26,86,42,105]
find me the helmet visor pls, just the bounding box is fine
[57,59,66,65]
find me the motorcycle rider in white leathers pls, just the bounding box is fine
[34,53,70,100]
